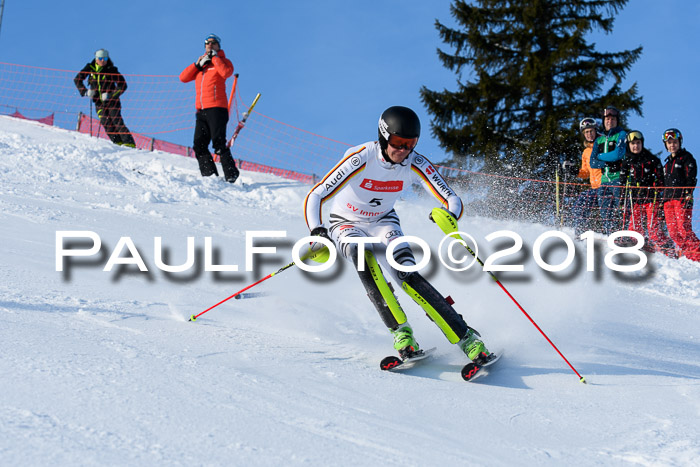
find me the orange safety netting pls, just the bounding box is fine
[0,62,348,183]
[1,61,699,249]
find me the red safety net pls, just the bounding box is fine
[1,61,698,253]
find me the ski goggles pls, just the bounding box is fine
[580,117,596,128]
[663,129,681,142]
[627,131,644,142]
[387,135,418,151]
[603,108,619,118]
[205,39,219,46]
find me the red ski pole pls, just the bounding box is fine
[189,263,293,322]
[431,208,587,383]
[189,242,328,322]
[227,73,239,116]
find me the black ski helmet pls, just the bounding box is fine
[663,128,683,147]
[602,106,620,118]
[627,130,644,144]
[378,106,421,150]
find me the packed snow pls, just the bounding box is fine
[1,116,699,466]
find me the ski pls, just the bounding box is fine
[227,93,261,148]
[380,347,437,372]
[461,351,502,382]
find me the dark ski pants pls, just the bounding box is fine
[597,183,622,235]
[96,100,136,146]
[193,107,238,181]
[572,188,600,236]
[329,215,470,344]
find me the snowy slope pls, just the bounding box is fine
[1,116,699,466]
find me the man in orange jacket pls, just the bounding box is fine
[180,34,239,183]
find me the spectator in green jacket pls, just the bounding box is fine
[74,49,136,148]
[589,106,627,235]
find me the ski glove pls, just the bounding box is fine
[209,49,217,57]
[101,92,111,101]
[85,89,95,98]
[310,226,331,241]
[198,55,212,68]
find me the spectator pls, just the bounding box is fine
[589,106,627,235]
[179,33,239,183]
[662,128,700,262]
[618,130,676,257]
[303,106,494,367]
[571,117,602,237]
[74,49,136,148]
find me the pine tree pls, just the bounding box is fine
[421,0,642,176]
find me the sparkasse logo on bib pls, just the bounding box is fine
[360,179,403,192]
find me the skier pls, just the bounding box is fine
[179,34,239,183]
[589,106,627,235]
[618,130,676,257]
[661,128,700,262]
[303,106,491,364]
[571,117,602,236]
[74,49,136,147]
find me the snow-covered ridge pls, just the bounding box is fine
[1,116,698,465]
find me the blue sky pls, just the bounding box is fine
[1,0,699,163]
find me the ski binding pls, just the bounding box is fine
[461,351,502,381]
[380,347,437,372]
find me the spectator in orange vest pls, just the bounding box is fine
[571,117,602,237]
[180,34,238,183]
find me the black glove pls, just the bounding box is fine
[310,226,331,240]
